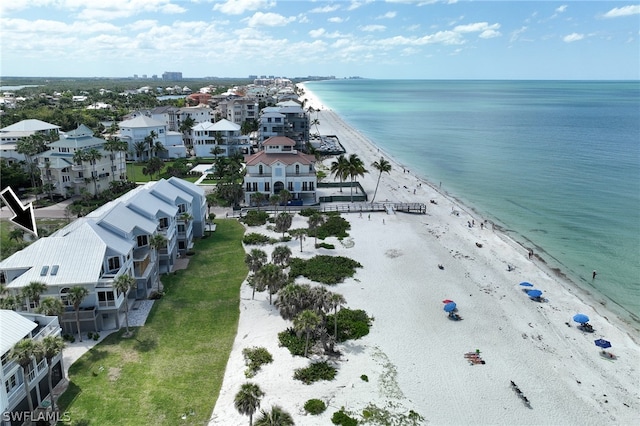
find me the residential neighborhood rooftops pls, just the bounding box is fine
[119,115,165,128]
[0,119,60,132]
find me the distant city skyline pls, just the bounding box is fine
[1,1,639,80]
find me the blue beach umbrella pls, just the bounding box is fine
[526,289,543,298]
[573,314,590,324]
[594,339,611,349]
[444,302,457,313]
[520,282,534,287]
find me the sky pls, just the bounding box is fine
[1,0,639,80]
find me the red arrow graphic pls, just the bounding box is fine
[1,186,38,237]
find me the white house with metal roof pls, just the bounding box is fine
[191,118,250,158]
[0,119,60,165]
[0,310,63,421]
[0,178,206,335]
[118,115,187,160]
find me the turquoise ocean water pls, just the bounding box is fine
[304,80,640,327]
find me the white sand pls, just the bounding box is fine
[209,84,640,425]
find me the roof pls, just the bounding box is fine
[98,202,158,236]
[125,188,179,218]
[150,179,193,205]
[0,119,60,132]
[0,310,37,355]
[119,115,166,128]
[245,150,315,167]
[0,223,108,288]
[263,136,296,147]
[65,124,93,138]
[209,119,240,132]
[167,177,205,198]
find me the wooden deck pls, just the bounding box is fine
[236,202,427,216]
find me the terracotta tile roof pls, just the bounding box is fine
[263,136,296,146]
[245,150,315,166]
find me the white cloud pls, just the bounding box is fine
[556,5,567,13]
[603,5,640,18]
[309,5,340,13]
[479,29,501,39]
[309,28,326,38]
[213,0,274,15]
[454,22,500,34]
[510,26,528,43]
[329,17,345,23]
[347,1,373,11]
[73,0,187,21]
[563,32,584,42]
[361,24,386,32]
[377,11,397,19]
[244,12,295,27]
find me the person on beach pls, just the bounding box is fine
[593,270,597,279]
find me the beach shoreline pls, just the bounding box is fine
[209,84,639,425]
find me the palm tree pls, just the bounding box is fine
[271,245,292,267]
[40,335,65,413]
[152,140,167,158]
[133,140,147,161]
[210,145,224,159]
[251,192,266,210]
[103,138,121,182]
[0,295,20,310]
[294,309,321,357]
[234,382,264,426]
[278,189,292,212]
[330,154,349,192]
[328,293,347,338]
[268,194,280,214]
[37,297,65,329]
[9,339,42,414]
[22,281,48,311]
[347,153,367,201]
[310,117,320,136]
[112,274,136,335]
[307,213,325,245]
[245,249,267,299]
[256,264,287,305]
[144,130,158,158]
[254,405,295,426]
[149,233,167,277]
[67,286,89,342]
[289,228,306,252]
[8,228,23,243]
[16,133,47,198]
[274,212,292,238]
[371,157,392,203]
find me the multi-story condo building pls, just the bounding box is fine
[118,116,186,160]
[259,101,309,150]
[218,98,259,126]
[0,178,206,335]
[243,136,317,205]
[37,124,125,198]
[1,310,64,425]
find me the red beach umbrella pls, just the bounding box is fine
[443,299,454,304]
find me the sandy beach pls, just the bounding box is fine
[209,84,640,425]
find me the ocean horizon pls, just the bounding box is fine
[304,79,640,328]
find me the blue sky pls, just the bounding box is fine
[1,0,638,79]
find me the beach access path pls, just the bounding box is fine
[209,88,640,424]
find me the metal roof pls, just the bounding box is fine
[0,310,37,355]
[0,119,60,132]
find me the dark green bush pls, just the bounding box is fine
[315,242,335,249]
[315,215,350,240]
[278,328,308,357]
[289,255,362,285]
[243,233,273,245]
[242,346,273,378]
[360,374,368,382]
[299,208,320,217]
[241,210,270,226]
[327,309,371,342]
[294,361,337,385]
[304,399,327,415]
[332,408,358,426]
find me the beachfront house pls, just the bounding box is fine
[0,310,64,421]
[243,136,317,205]
[36,124,126,198]
[259,101,309,150]
[118,115,186,160]
[0,178,206,334]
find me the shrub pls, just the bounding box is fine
[149,291,163,300]
[294,361,337,385]
[92,333,100,341]
[241,210,270,226]
[332,408,358,426]
[360,374,369,382]
[243,233,273,245]
[315,242,335,249]
[327,309,372,342]
[315,215,350,240]
[304,399,327,415]
[242,347,273,378]
[299,208,320,217]
[289,255,362,285]
[278,328,308,357]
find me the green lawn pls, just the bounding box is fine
[57,219,247,425]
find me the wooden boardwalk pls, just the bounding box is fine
[237,202,426,216]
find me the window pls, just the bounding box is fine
[159,217,169,229]
[107,256,120,272]
[60,288,71,306]
[246,182,251,191]
[137,235,148,247]
[50,265,59,276]
[40,266,49,276]
[264,182,270,192]
[178,204,187,214]
[310,182,314,191]
[178,241,186,250]
[302,182,308,191]
[5,373,18,394]
[178,224,185,233]
[288,182,293,191]
[252,182,258,192]
[259,165,263,175]
[295,165,300,175]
